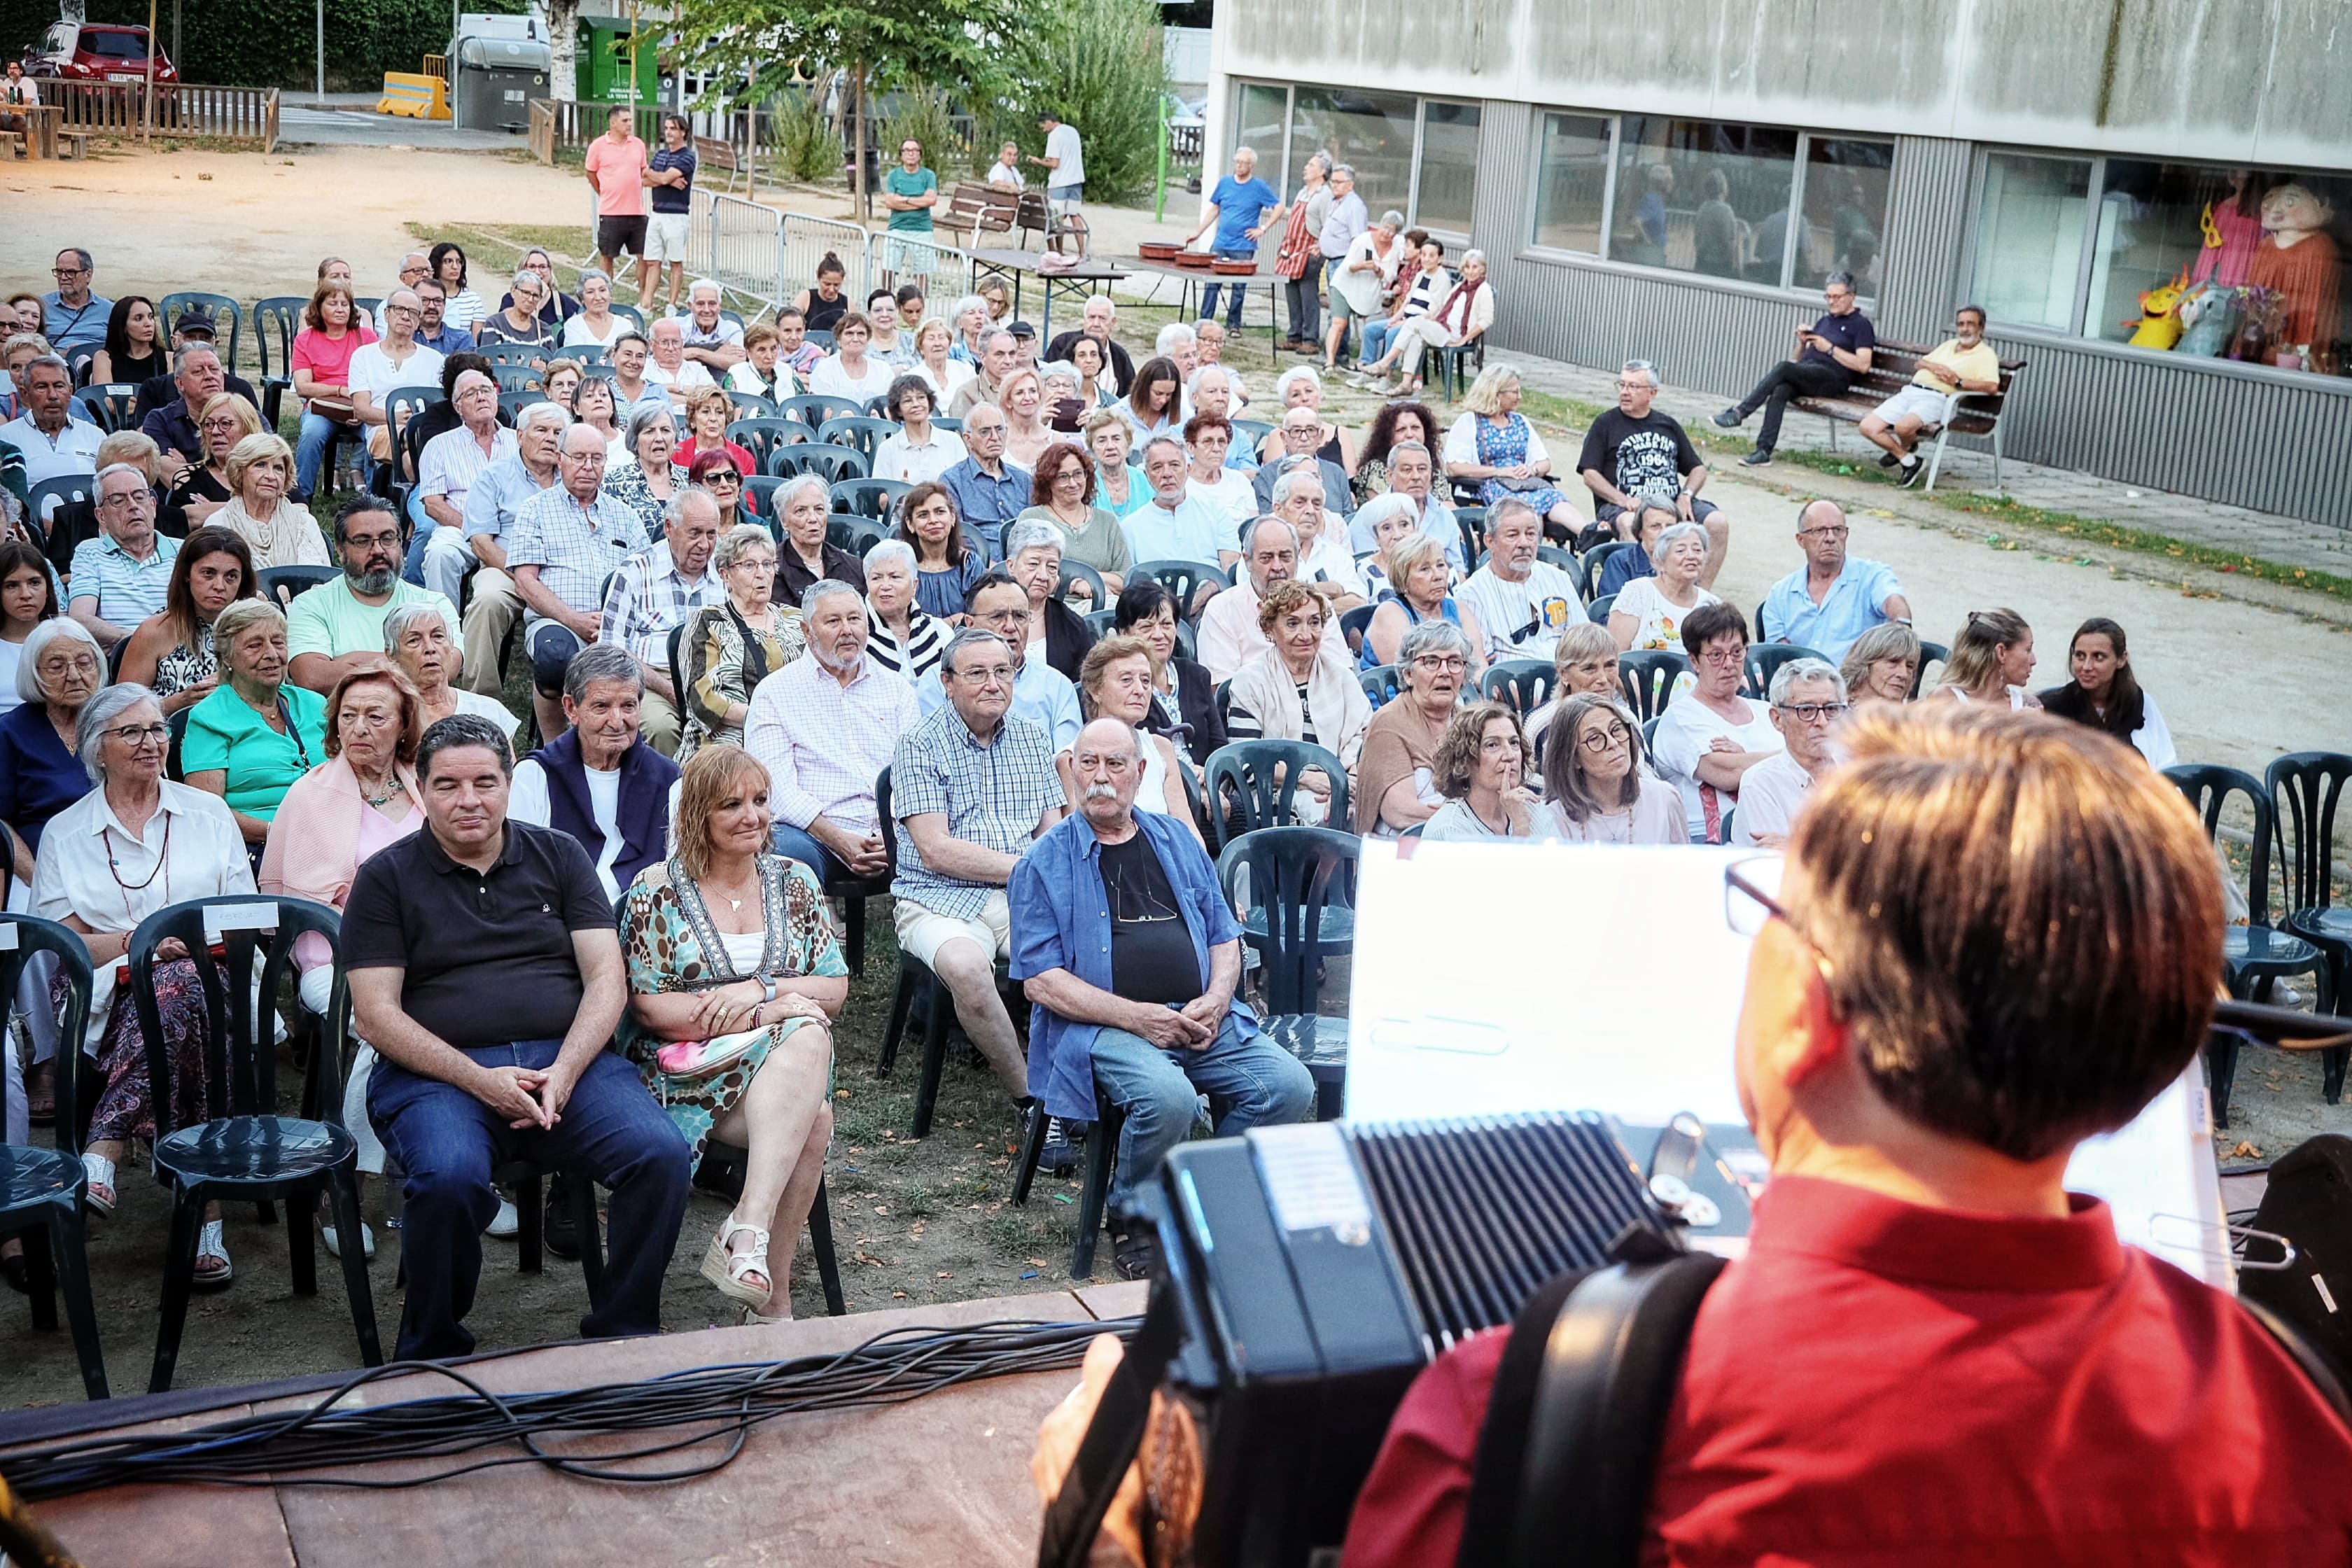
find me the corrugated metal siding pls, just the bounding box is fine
[1467,106,2352,530]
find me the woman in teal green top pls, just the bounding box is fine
[180,596,328,850]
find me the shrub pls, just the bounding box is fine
[991,0,1168,205]
[879,84,968,183]
[768,83,841,185]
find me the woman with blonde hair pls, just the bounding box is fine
[1526,620,1623,751]
[181,597,330,848]
[1935,607,2039,709]
[1086,407,1147,519]
[1443,363,1579,540]
[165,392,268,531]
[1069,634,1200,839]
[1000,366,1054,470]
[1537,691,1686,844]
[673,383,755,477]
[216,432,330,568]
[1839,622,1923,711]
[620,744,847,1321]
[1364,530,1487,673]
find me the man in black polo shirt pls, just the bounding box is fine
[345,713,690,1361]
[1712,271,1876,466]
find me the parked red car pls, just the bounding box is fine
[21,21,180,83]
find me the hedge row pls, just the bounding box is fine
[1,0,524,92]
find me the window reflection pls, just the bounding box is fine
[1611,117,1800,284]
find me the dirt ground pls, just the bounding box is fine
[5,141,2348,1409]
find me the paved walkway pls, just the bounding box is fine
[273,94,526,152]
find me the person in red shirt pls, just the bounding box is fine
[1032,704,2352,1567]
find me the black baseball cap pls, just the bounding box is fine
[172,314,217,338]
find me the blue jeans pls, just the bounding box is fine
[402,514,434,586]
[1198,249,1259,330]
[771,822,845,883]
[370,1040,691,1361]
[1090,1016,1315,1218]
[295,410,368,500]
[1361,316,1399,368]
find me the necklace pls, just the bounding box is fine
[104,812,172,925]
[356,769,402,808]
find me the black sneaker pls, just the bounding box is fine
[542,1172,582,1261]
[1107,1216,1160,1282]
[1877,451,1901,469]
[1038,1118,1082,1176]
[1740,449,1773,466]
[1712,407,1744,429]
[1897,457,1925,488]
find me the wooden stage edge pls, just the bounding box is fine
[4,1282,1149,1568]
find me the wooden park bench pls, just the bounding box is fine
[1791,337,2027,492]
[694,134,745,195]
[941,181,1018,247]
[1014,188,1091,258]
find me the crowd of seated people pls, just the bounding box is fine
[0,236,2244,1324]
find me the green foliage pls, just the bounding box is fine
[766,84,840,183]
[992,0,1169,205]
[880,84,966,181]
[673,0,1030,134]
[1,0,524,90]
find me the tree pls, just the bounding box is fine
[545,0,580,103]
[672,0,1033,218]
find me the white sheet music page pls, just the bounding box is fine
[1343,838,2230,1288]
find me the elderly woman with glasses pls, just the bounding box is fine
[1420,700,1539,841]
[503,248,581,327]
[681,524,802,760]
[218,432,331,570]
[181,598,330,850]
[1608,519,1718,654]
[1534,692,1684,844]
[475,271,559,364]
[164,392,268,531]
[603,400,685,532]
[1356,619,1473,836]
[1650,601,1784,844]
[0,617,107,850]
[31,681,255,1281]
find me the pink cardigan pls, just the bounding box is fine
[259,754,420,967]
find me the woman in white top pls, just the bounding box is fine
[1608,520,1717,654]
[1536,692,1687,845]
[0,541,54,715]
[428,242,486,333]
[1935,606,2042,711]
[1064,634,1200,841]
[873,373,967,486]
[1066,335,1116,410]
[910,317,974,404]
[33,683,256,1281]
[1421,701,1540,841]
[385,603,519,739]
[806,314,896,403]
[1323,209,1405,372]
[1525,621,1630,759]
[215,432,331,570]
[1648,602,1785,843]
[1255,365,1357,470]
[561,270,631,349]
[1183,412,1256,527]
[1000,367,1054,472]
[2037,616,2174,768]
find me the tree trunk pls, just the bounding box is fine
[852,60,867,223]
[545,0,580,103]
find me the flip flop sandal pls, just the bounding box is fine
[192,1220,234,1289]
[79,1152,117,1217]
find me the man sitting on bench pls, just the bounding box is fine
[1712,272,1874,468]
[1858,304,2001,489]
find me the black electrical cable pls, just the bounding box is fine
[1,1316,1141,1504]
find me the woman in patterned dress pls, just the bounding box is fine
[1443,365,1581,541]
[620,746,846,1321]
[679,525,803,760]
[117,527,258,714]
[601,402,687,534]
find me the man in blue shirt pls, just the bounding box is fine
[917,573,1082,749]
[1010,718,1315,1278]
[1188,146,1284,331]
[939,405,1032,559]
[41,247,112,355]
[1713,272,1876,465]
[1758,500,1912,663]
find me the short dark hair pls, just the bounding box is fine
[776,306,806,325]
[332,492,400,548]
[965,568,1023,612]
[895,283,925,307]
[416,713,513,780]
[440,351,491,399]
[1679,600,1748,660]
[1113,578,1177,631]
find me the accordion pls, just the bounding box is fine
[1134,1111,1755,1567]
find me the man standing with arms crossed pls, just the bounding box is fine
[642,113,698,317]
[883,138,941,280]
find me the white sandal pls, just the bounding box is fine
[700,1217,773,1308]
[79,1152,117,1217]
[193,1220,233,1289]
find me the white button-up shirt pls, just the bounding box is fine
[744,652,920,836]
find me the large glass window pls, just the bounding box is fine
[1532,113,1611,254]
[1795,138,1894,294]
[1415,102,1481,235]
[1970,153,2093,330]
[1610,118,1799,284]
[1291,88,1417,215]
[1233,82,1289,181]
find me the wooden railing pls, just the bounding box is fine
[40,80,279,150]
[531,97,666,160]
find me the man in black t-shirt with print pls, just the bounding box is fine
[344,713,690,1361]
[1578,358,1730,585]
[1713,271,1875,466]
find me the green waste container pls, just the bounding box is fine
[576,18,659,105]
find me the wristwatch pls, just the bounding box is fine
[757,974,777,1004]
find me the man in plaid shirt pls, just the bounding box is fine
[594,486,723,756]
[889,628,1066,1102]
[507,424,651,741]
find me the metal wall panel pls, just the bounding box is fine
[1465,111,2352,529]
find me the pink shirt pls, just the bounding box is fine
[290,324,377,398]
[585,132,648,218]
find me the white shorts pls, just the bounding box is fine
[893,890,1012,970]
[645,212,692,262]
[1871,383,1956,427]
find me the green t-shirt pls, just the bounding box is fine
[284,575,458,662]
[886,165,938,234]
[180,682,329,822]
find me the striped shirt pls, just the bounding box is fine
[417,423,517,515]
[865,601,948,685]
[596,540,724,664]
[505,486,651,616]
[67,531,181,626]
[744,652,920,836]
[888,703,1060,919]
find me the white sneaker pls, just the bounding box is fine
[484,1198,519,1239]
[321,1219,377,1261]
